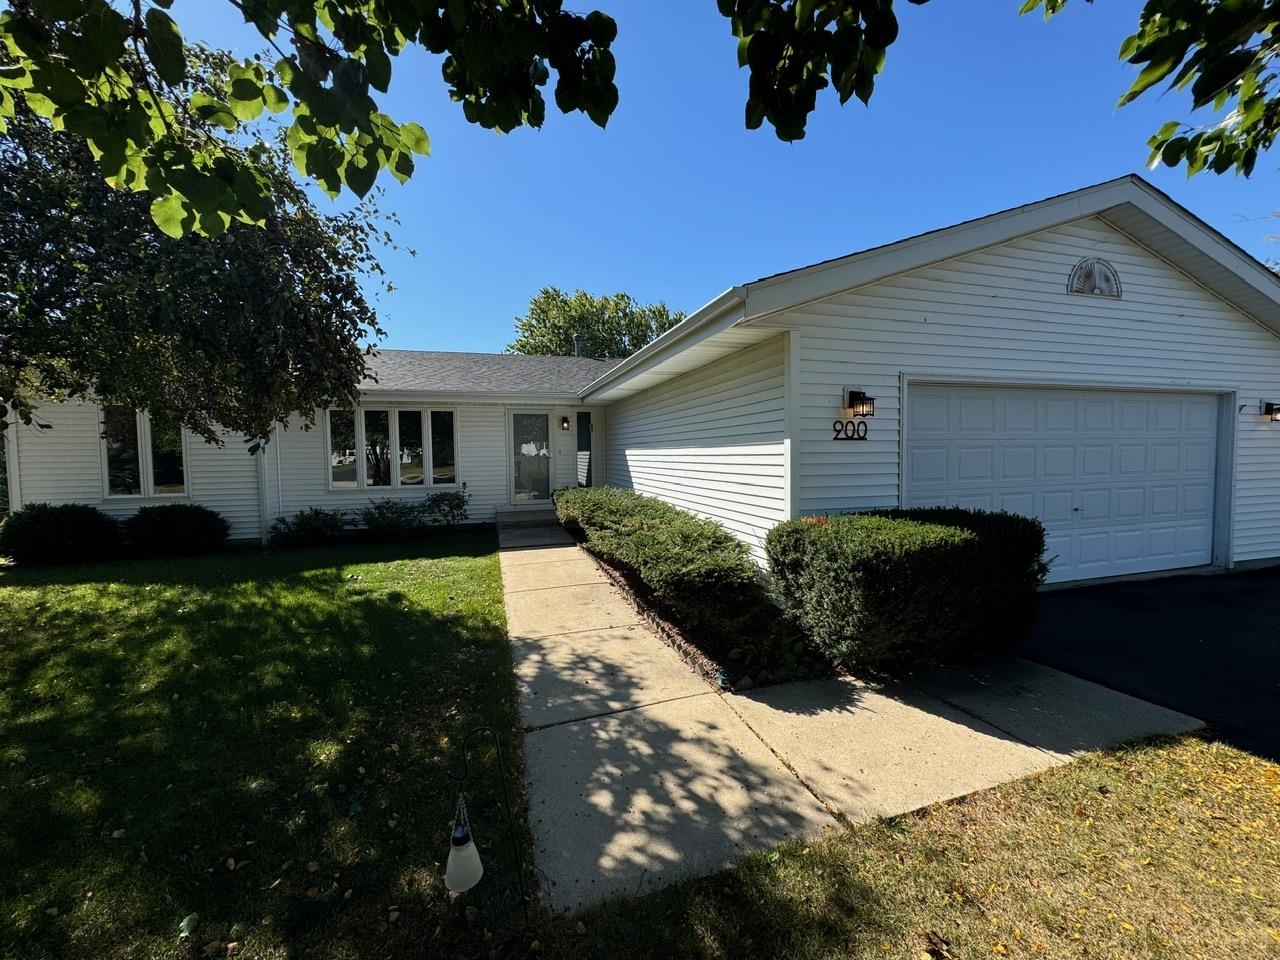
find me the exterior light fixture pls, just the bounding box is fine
[1263,401,1280,422]
[560,415,571,431]
[443,726,529,920]
[445,797,484,893]
[842,389,876,418]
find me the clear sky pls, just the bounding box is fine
[176,0,1280,353]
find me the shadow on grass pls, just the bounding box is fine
[0,534,532,960]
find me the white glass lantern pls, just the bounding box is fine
[445,809,483,893]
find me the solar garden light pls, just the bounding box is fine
[445,726,530,922]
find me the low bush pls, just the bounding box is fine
[357,489,472,542]
[357,499,431,542]
[0,502,120,566]
[124,504,231,557]
[270,507,349,547]
[425,488,470,530]
[554,487,810,677]
[765,508,1048,671]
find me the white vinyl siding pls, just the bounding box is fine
[9,401,264,541]
[605,336,787,562]
[765,216,1280,566]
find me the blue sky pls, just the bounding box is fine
[177,0,1280,352]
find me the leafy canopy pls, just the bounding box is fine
[508,287,685,359]
[0,50,391,446]
[1025,0,1280,177]
[1,1,1274,238]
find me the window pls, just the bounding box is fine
[398,411,424,485]
[431,410,456,485]
[150,416,186,494]
[102,408,187,497]
[329,410,357,487]
[364,410,391,487]
[104,406,142,496]
[325,407,458,489]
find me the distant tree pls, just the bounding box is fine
[508,287,685,359]
[0,52,393,447]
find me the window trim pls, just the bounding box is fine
[99,408,192,500]
[325,405,460,491]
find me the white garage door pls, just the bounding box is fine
[904,385,1219,583]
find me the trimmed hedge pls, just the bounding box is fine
[555,487,760,649]
[124,504,230,557]
[0,502,120,566]
[765,508,1048,670]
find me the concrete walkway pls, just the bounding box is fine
[499,524,1203,913]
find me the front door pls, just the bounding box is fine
[512,412,552,504]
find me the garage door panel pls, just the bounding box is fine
[1116,487,1145,519]
[1043,446,1075,478]
[908,447,947,483]
[1000,446,1036,479]
[959,399,995,431]
[1002,399,1037,431]
[1184,443,1213,474]
[905,385,1219,583]
[1081,446,1113,476]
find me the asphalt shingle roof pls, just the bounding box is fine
[361,349,619,396]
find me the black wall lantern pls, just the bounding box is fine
[842,388,876,418]
[560,415,571,431]
[1262,401,1280,422]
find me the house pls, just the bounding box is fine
[7,175,1280,583]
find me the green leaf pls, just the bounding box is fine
[399,121,430,155]
[364,45,392,93]
[143,8,186,86]
[150,191,192,239]
[227,76,265,120]
[189,91,237,131]
[262,83,288,113]
[343,155,377,197]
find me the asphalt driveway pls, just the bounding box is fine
[1023,565,1280,761]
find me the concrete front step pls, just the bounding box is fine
[495,508,559,530]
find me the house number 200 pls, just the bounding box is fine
[832,419,869,441]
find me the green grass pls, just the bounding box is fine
[0,536,529,960]
[5,539,1277,960]
[536,735,1280,960]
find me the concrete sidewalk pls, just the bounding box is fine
[500,525,1203,913]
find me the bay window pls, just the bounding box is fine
[327,407,457,489]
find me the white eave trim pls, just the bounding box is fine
[578,286,748,402]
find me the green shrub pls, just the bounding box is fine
[124,504,230,557]
[270,507,349,547]
[357,499,430,542]
[765,508,1048,671]
[425,488,470,529]
[554,487,771,661]
[356,490,472,542]
[0,502,120,565]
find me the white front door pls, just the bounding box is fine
[511,412,552,505]
[903,385,1219,583]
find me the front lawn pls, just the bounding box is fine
[0,536,527,959]
[542,734,1279,960]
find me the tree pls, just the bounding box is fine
[508,288,685,359]
[0,53,390,446]
[1,3,1274,236]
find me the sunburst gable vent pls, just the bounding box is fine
[1068,257,1122,298]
